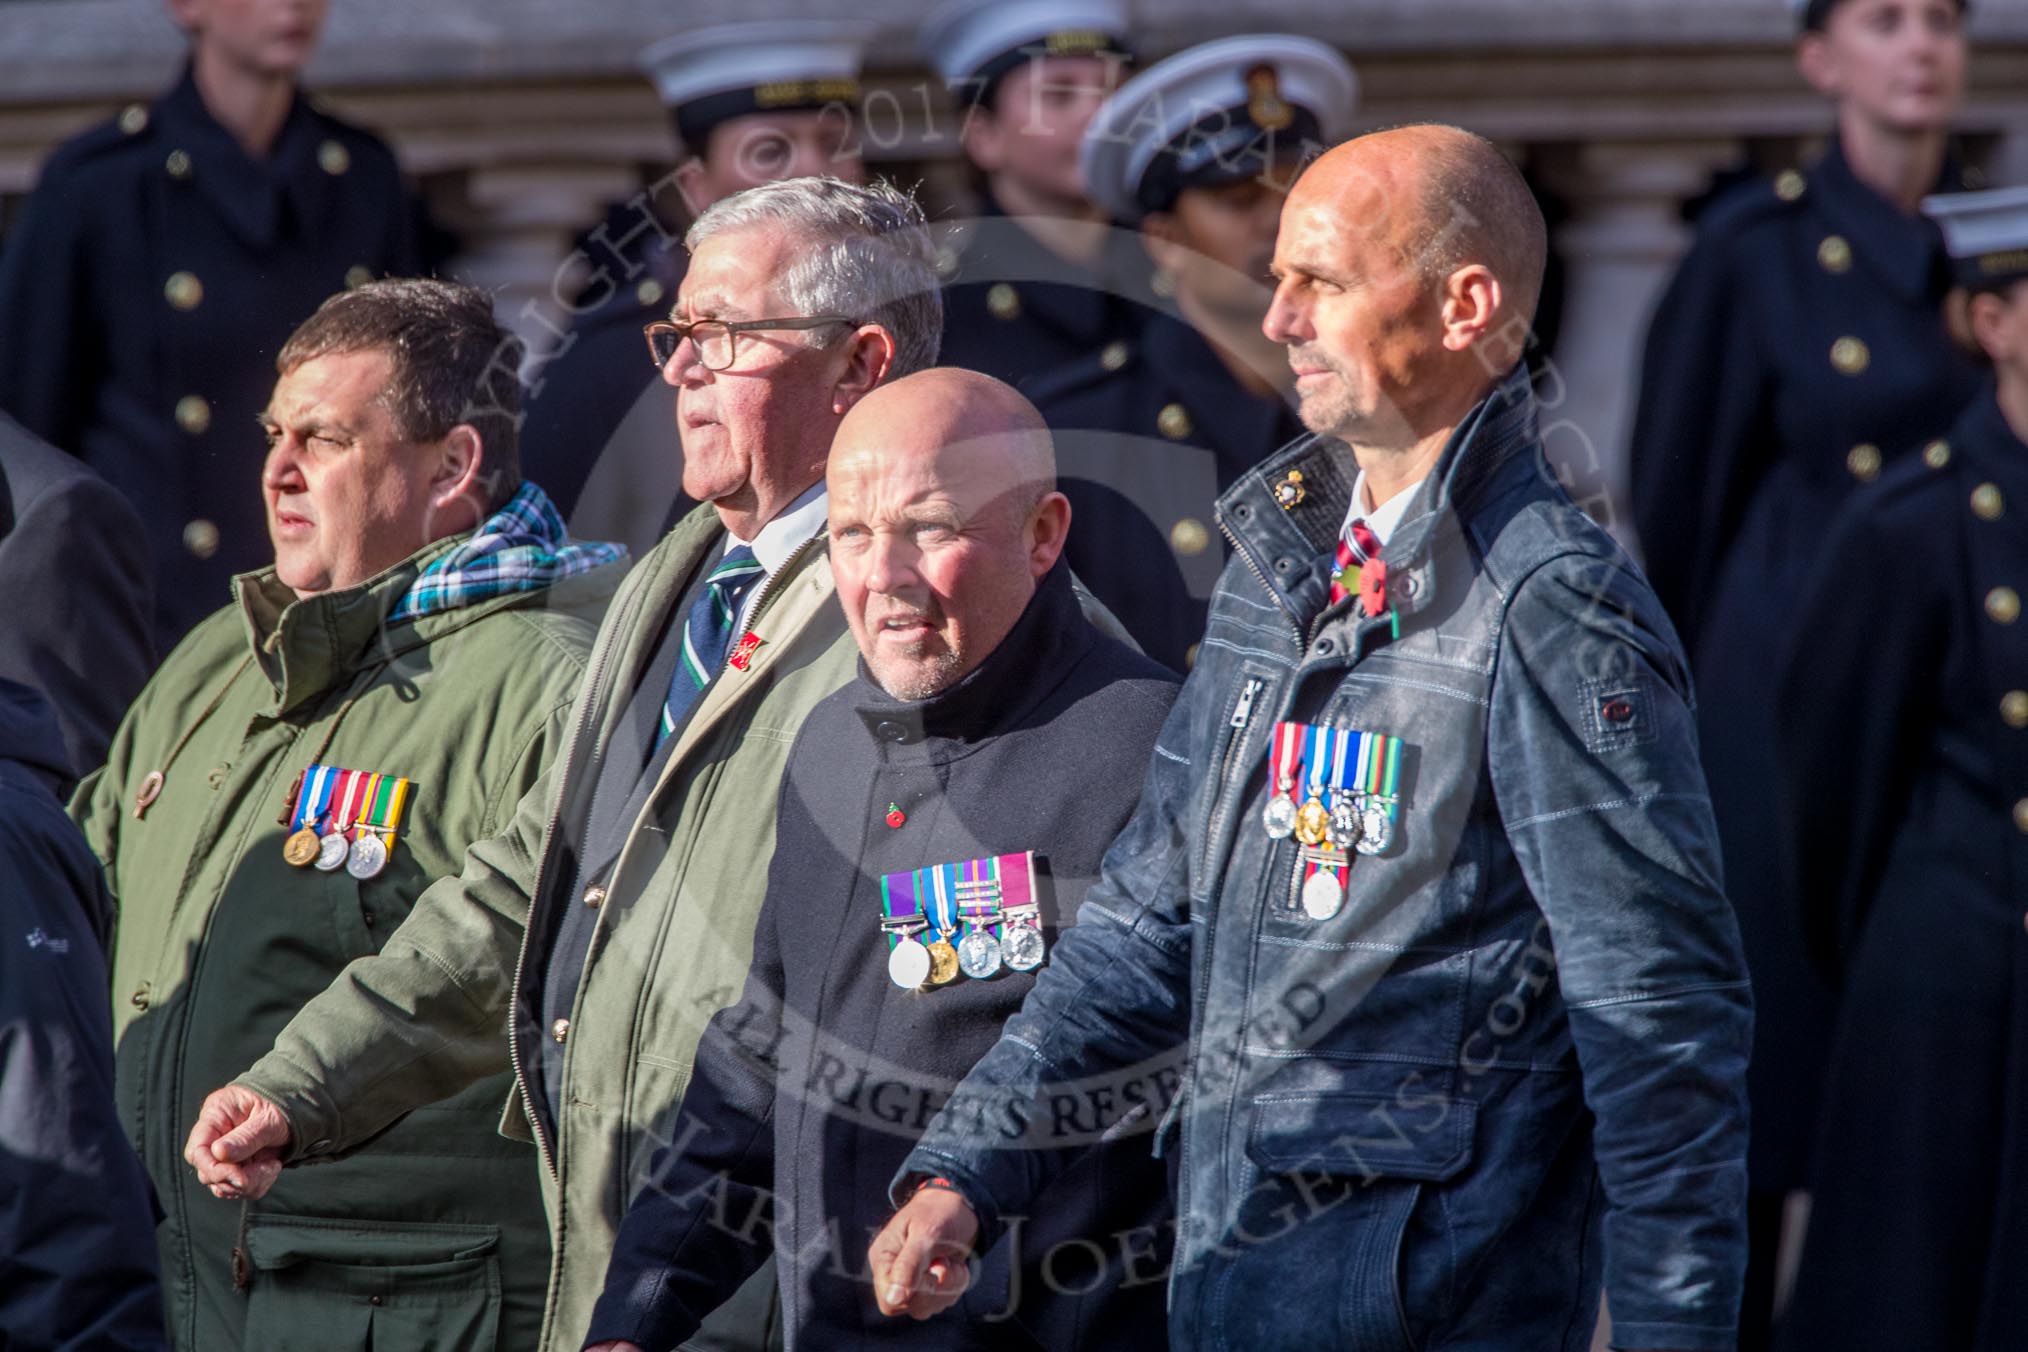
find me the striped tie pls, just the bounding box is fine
[1328,518,1381,608]
[658,544,765,748]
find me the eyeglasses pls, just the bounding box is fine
[642,315,856,373]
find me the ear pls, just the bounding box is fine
[831,325,899,415]
[425,424,489,532]
[1025,490,1072,579]
[961,106,1007,176]
[1439,264,1506,357]
[673,156,712,219]
[1796,32,1841,98]
[1968,290,2013,363]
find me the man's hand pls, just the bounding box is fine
[183,1084,293,1200]
[868,1186,980,1320]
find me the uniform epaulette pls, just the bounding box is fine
[38,102,156,178]
[1690,166,1813,244]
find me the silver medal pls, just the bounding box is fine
[1301,867,1346,921]
[1357,804,1395,856]
[1327,793,1364,850]
[1002,922,1046,972]
[314,831,350,871]
[346,832,388,880]
[1262,796,1298,840]
[888,936,932,990]
[957,929,1003,980]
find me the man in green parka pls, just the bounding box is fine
[74,278,627,1351]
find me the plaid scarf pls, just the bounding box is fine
[386,481,626,624]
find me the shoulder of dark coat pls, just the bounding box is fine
[29,108,155,191]
[1686,171,1807,250]
[0,415,111,512]
[302,99,404,176]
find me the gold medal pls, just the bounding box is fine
[282,827,321,867]
[1294,796,1331,847]
[926,939,960,985]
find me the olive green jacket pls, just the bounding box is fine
[236,501,1133,1352]
[75,537,622,1352]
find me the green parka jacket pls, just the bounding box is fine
[74,535,623,1352]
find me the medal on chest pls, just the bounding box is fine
[880,851,1043,990]
[283,764,415,878]
[282,764,338,866]
[1261,720,1408,922]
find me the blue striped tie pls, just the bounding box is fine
[658,544,764,749]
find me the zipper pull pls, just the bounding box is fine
[1229,678,1263,730]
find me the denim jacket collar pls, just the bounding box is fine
[1215,362,1539,629]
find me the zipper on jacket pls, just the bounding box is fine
[1228,677,1262,730]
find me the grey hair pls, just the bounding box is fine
[685,177,944,378]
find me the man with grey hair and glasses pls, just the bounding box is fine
[180,177,946,1352]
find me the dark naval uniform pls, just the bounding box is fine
[1774,387,2028,1352]
[1627,138,1983,1202]
[935,196,1150,396]
[1026,309,1300,671]
[518,212,692,555]
[0,67,421,647]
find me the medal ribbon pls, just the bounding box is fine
[878,868,925,951]
[956,855,1002,938]
[922,863,958,938]
[1303,724,1330,804]
[1266,721,1300,802]
[323,770,361,837]
[359,776,413,846]
[336,771,376,841]
[291,764,337,833]
[1364,733,1401,808]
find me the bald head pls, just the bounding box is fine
[1264,124,1545,451]
[1294,125,1546,331]
[827,368,1072,700]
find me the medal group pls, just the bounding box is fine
[1260,721,1403,920]
[281,763,414,880]
[879,851,1047,991]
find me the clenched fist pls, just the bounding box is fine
[183,1083,293,1200]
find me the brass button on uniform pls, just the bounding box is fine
[344,264,374,290]
[551,1018,570,1043]
[1100,341,1130,372]
[2001,691,2028,729]
[634,278,664,308]
[164,271,203,311]
[165,149,192,180]
[986,283,1020,321]
[1774,169,1807,201]
[1830,337,1870,376]
[175,394,211,435]
[1157,403,1193,440]
[1818,235,1852,273]
[1973,483,2004,521]
[1925,439,1952,469]
[182,519,220,559]
[1846,444,1881,482]
[2016,798,2028,835]
[1169,517,1209,556]
[318,139,351,176]
[582,884,606,909]
[119,103,150,135]
[1184,642,1201,669]
[1988,586,2021,625]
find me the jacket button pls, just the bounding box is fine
[582,884,606,909]
[1184,642,1200,669]
[175,395,211,435]
[164,270,203,311]
[2002,691,2028,729]
[1973,483,2005,521]
[2015,799,2028,835]
[1157,403,1194,440]
[1314,637,1335,654]
[1924,439,1952,469]
[1100,341,1130,372]
[1829,336,1869,375]
[345,264,374,290]
[1845,444,1881,482]
[1987,587,2021,625]
[369,1295,383,1307]
[1169,518,1209,556]
[874,719,908,742]
[634,277,663,307]
[551,1018,570,1043]
[318,139,351,176]
[1817,234,1852,273]
[183,519,220,558]
[119,102,149,135]
[130,984,150,1010]
[986,283,1020,320]
[165,148,193,180]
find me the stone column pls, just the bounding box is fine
[1537,139,1742,553]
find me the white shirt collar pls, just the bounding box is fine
[1343,469,1424,549]
[728,480,829,577]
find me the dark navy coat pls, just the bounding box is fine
[1774,387,2028,1352]
[1025,309,1302,672]
[0,678,166,1351]
[0,411,153,786]
[519,201,694,553]
[1628,138,1984,1191]
[935,195,1148,397]
[0,67,420,646]
[585,563,1179,1352]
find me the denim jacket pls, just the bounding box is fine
[898,364,1752,1352]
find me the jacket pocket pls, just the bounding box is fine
[240,1214,502,1352]
[1206,1092,1477,1352]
